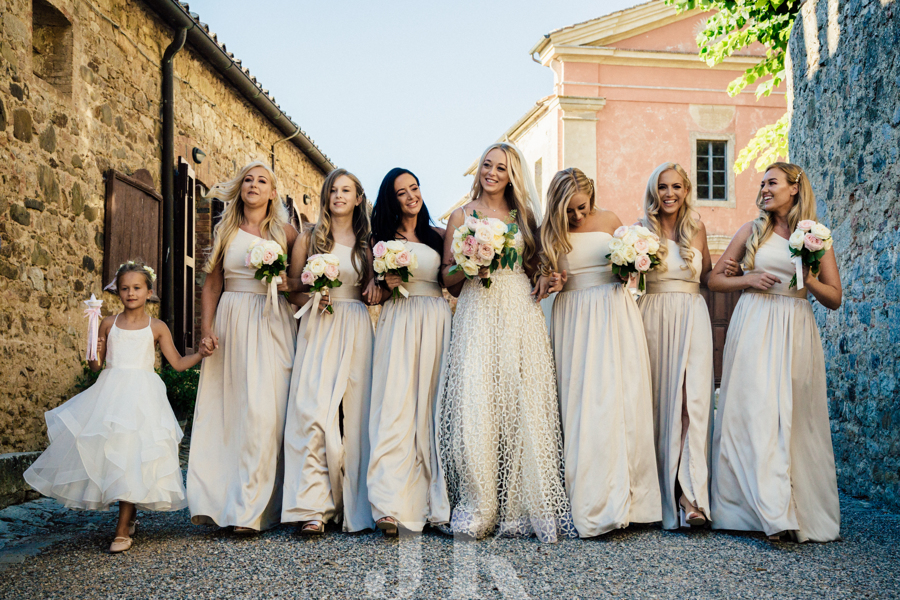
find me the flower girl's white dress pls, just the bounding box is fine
[24,315,187,511]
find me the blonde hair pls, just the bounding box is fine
[641,163,700,277]
[743,162,816,270]
[469,142,539,267]
[308,168,371,286]
[539,168,595,274]
[203,161,288,273]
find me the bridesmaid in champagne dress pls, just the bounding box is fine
[188,161,299,532]
[636,163,715,530]
[282,169,380,534]
[366,168,452,536]
[708,162,842,542]
[535,167,660,537]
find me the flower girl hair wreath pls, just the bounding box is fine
[103,259,157,292]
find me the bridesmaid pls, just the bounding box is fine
[282,168,379,534]
[536,167,661,537]
[636,163,714,530]
[366,168,452,536]
[188,160,298,532]
[708,162,842,542]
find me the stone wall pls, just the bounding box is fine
[788,0,900,510]
[0,0,327,453]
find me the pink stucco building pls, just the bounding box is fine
[453,0,787,258]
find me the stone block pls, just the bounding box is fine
[24,199,45,212]
[38,126,56,153]
[12,109,31,142]
[0,41,17,71]
[0,97,5,131]
[31,243,50,267]
[0,452,41,510]
[70,182,84,215]
[37,165,60,204]
[9,83,24,101]
[9,205,30,226]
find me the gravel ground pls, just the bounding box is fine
[0,492,898,599]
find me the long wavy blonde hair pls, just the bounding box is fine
[539,167,595,274]
[469,142,539,267]
[203,161,288,273]
[641,163,700,277]
[307,168,371,285]
[743,162,816,270]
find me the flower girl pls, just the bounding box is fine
[24,260,211,553]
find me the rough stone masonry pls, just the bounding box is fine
[788,0,900,510]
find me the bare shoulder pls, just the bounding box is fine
[150,318,169,337]
[98,315,116,333]
[448,207,467,227]
[731,221,755,244]
[283,223,299,244]
[595,209,623,230]
[696,219,708,235]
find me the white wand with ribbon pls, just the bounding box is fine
[83,294,103,361]
[791,255,805,290]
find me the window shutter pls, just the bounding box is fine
[175,158,196,354]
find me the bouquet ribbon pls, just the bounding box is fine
[396,283,409,298]
[293,291,325,340]
[791,256,805,290]
[263,275,282,318]
[82,294,103,361]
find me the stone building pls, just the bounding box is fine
[0,0,333,459]
[788,0,900,511]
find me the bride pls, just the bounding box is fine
[438,142,574,543]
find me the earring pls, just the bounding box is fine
[507,182,512,188]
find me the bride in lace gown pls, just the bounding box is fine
[438,142,575,543]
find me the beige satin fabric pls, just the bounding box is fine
[711,234,840,542]
[282,243,375,532]
[552,232,661,537]
[638,239,714,530]
[187,228,297,530]
[367,243,452,530]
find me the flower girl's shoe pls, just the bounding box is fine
[109,536,132,553]
[376,517,399,537]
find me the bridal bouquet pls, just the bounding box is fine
[373,240,418,299]
[788,220,833,289]
[246,239,288,316]
[449,211,523,289]
[607,225,661,292]
[298,253,342,314]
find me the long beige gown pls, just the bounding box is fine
[638,239,714,530]
[282,242,375,532]
[551,231,661,537]
[187,228,297,530]
[367,242,452,531]
[711,234,840,542]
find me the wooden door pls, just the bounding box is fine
[701,287,742,387]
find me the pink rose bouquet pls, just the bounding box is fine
[787,220,833,289]
[373,240,418,299]
[605,225,661,292]
[297,253,342,314]
[245,238,288,316]
[448,210,522,289]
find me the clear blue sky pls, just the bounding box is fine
[185,0,642,218]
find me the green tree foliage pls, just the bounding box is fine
[666,0,801,172]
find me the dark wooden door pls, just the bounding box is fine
[174,158,196,355]
[700,287,742,387]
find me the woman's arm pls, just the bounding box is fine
[200,262,224,351]
[708,223,782,293]
[696,221,713,287]
[441,208,467,296]
[287,230,311,306]
[88,317,115,372]
[278,224,301,293]
[804,247,842,310]
[154,320,206,372]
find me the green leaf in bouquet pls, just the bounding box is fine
[789,274,798,289]
[811,249,825,261]
[449,265,460,276]
[482,277,492,289]
[254,271,265,280]
[472,210,482,219]
[332,279,343,288]
[507,223,519,235]
[507,209,518,222]
[500,253,508,269]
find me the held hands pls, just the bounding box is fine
[318,288,333,312]
[722,259,743,277]
[384,274,403,291]
[363,279,386,306]
[478,267,490,279]
[199,342,215,358]
[531,271,567,302]
[200,329,219,353]
[275,271,295,293]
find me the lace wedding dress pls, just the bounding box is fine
[438,264,575,543]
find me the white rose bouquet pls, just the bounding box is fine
[372,240,418,299]
[298,253,342,314]
[606,225,661,292]
[245,238,288,316]
[448,210,522,289]
[788,219,833,289]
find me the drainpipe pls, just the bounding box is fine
[271,125,302,171]
[161,25,190,335]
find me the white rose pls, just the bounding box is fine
[453,226,464,240]
[646,238,660,255]
[607,238,624,252]
[823,237,833,251]
[788,229,806,251]
[384,252,398,270]
[264,240,282,254]
[621,245,637,263]
[386,240,405,253]
[462,259,480,277]
[249,245,265,268]
[622,229,638,247]
[464,216,481,231]
[635,226,652,238]
[491,234,505,251]
[323,253,340,266]
[610,248,629,266]
[452,239,464,254]
[373,258,386,274]
[811,223,831,239]
[475,225,494,244]
[308,256,326,276]
[490,219,507,236]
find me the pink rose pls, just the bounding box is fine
[465,216,481,231]
[477,243,495,262]
[396,250,412,267]
[803,233,825,252]
[635,254,652,272]
[613,225,628,239]
[462,236,478,256]
[373,241,388,258]
[262,249,278,265]
[633,238,650,254]
[798,220,815,232]
[301,270,315,285]
[244,254,252,267]
[324,263,340,281]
